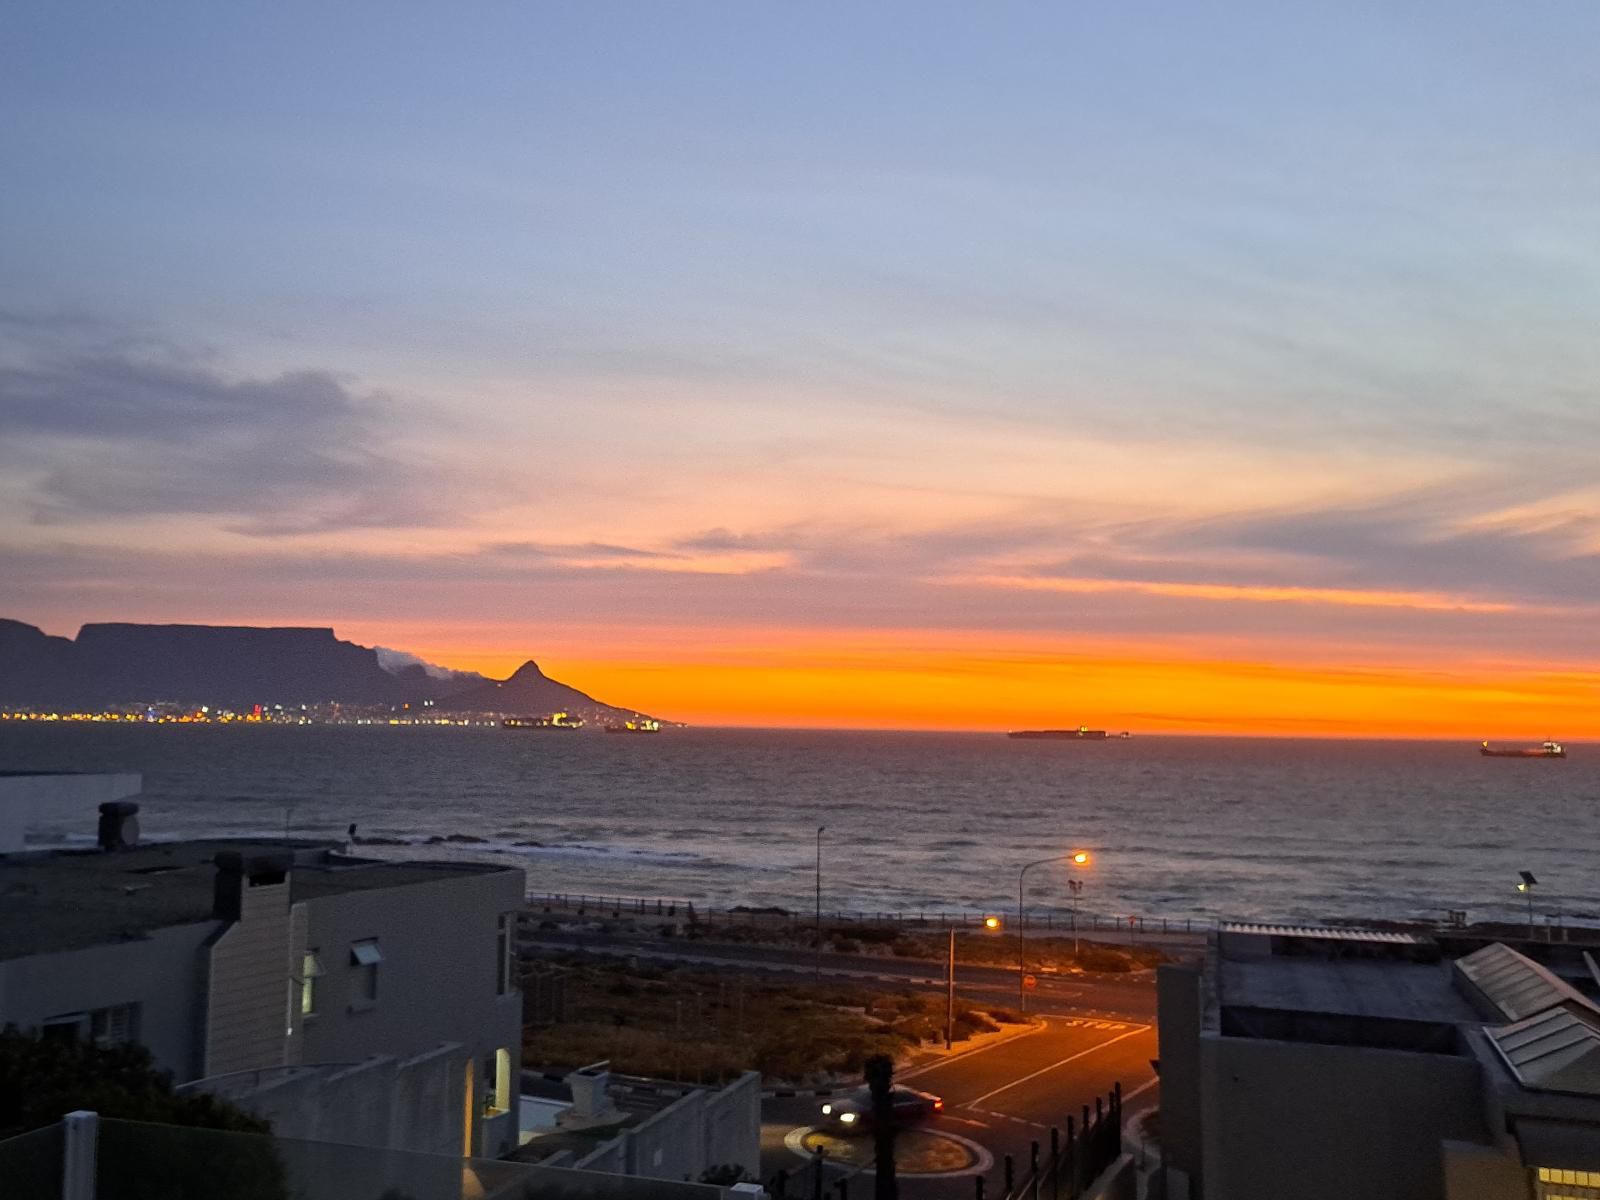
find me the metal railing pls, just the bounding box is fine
[991,1083,1123,1200]
[529,892,1206,936]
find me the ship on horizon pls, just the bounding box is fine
[1007,726,1131,741]
[1479,739,1566,758]
[503,711,584,730]
[605,718,661,734]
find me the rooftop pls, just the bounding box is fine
[0,838,516,961]
[1219,921,1430,946]
[1455,942,1600,1024]
[1220,957,1480,1025]
[1486,1005,1600,1096]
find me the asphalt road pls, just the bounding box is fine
[761,1017,1158,1199]
[522,930,1163,1021]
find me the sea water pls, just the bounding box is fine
[3,724,1595,927]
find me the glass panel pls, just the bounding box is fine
[0,1122,63,1199]
[94,1116,726,1200]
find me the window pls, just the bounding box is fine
[496,913,515,995]
[482,1049,512,1115]
[350,939,382,1005]
[1537,1166,1600,1200]
[300,951,324,1016]
[41,1005,139,1047]
[91,1003,138,1047]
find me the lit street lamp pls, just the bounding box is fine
[1018,851,1092,1011]
[945,916,1003,1048]
[1517,870,1537,940]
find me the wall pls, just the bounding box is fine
[703,1072,761,1176]
[1441,1141,1533,1200]
[296,867,525,1157]
[569,1074,762,1185]
[0,921,215,1080]
[203,876,291,1077]
[216,1044,465,1157]
[1157,965,1204,1183]
[1201,1034,1489,1200]
[0,773,141,854]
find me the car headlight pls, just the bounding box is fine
[820,1104,832,1115]
[839,1112,858,1124]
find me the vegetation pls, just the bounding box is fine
[0,1027,288,1200]
[524,958,1029,1084]
[565,913,1173,973]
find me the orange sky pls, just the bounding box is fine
[391,627,1600,737]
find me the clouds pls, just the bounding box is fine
[0,315,441,536]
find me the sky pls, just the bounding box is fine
[3,3,1599,733]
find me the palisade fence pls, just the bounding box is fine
[530,893,1206,937]
[762,1084,1125,1200]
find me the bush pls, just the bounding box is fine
[831,937,861,954]
[0,1027,288,1200]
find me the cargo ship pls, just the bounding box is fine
[503,712,584,730]
[1479,740,1565,758]
[605,718,661,734]
[1008,726,1113,740]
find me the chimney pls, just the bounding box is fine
[212,851,290,920]
[97,801,141,851]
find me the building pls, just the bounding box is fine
[0,795,526,1158]
[0,771,142,854]
[1157,922,1600,1200]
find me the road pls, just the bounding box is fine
[523,929,1163,1196]
[761,1016,1158,1199]
[522,930,1164,1021]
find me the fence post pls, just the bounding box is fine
[1112,1083,1123,1157]
[774,1169,788,1199]
[835,1177,848,1200]
[1030,1139,1040,1199]
[1065,1116,1077,1198]
[813,1147,826,1200]
[975,1175,985,1200]
[63,1110,98,1200]
[1004,1153,1014,1199]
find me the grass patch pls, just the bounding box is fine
[524,957,1022,1085]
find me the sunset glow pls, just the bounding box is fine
[4,6,1600,735]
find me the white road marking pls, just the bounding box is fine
[1120,1075,1160,1105]
[963,1024,1151,1108]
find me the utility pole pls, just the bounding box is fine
[945,927,956,1049]
[815,825,826,983]
[865,1054,899,1200]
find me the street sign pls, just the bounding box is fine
[1023,974,1037,990]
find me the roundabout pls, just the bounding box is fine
[783,1125,994,1179]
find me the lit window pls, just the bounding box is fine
[350,939,382,1004]
[300,951,324,1016]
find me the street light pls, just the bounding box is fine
[946,916,1003,1048]
[1018,851,1092,1011]
[815,825,826,982]
[1517,870,1538,940]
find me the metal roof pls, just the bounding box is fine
[1219,922,1428,945]
[1454,942,1599,1024]
[1487,1005,1600,1096]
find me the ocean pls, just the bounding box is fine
[2,724,1595,928]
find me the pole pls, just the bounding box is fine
[1018,865,1027,1012]
[816,825,826,983]
[946,927,956,1049]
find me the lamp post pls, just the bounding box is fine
[946,916,1002,1048]
[1018,851,1090,1011]
[1517,870,1538,941]
[1068,878,1084,959]
[815,825,826,982]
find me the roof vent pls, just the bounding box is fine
[97,801,140,851]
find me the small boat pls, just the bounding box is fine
[1479,740,1566,758]
[605,718,661,734]
[1008,726,1109,740]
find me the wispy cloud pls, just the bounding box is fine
[0,314,451,536]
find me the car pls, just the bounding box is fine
[818,1085,944,1134]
